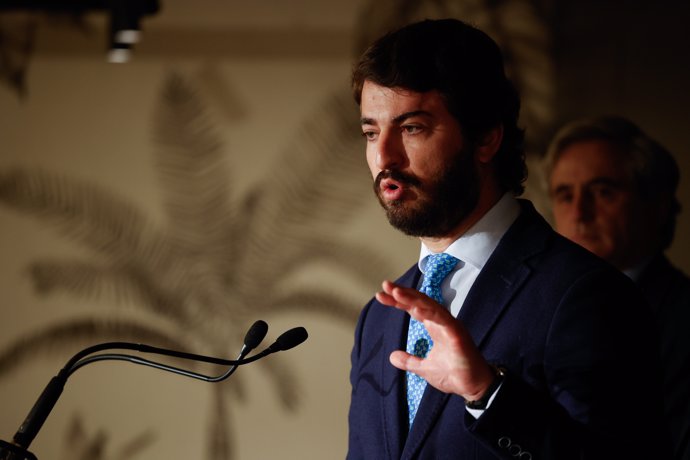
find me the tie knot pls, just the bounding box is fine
[420,253,459,303]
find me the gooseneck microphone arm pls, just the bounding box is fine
[65,319,285,383]
[1,321,308,458]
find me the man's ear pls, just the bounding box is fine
[476,125,504,164]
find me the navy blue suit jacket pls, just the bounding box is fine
[638,256,690,460]
[347,201,668,459]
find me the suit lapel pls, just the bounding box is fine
[402,201,550,459]
[461,201,548,347]
[402,384,450,459]
[381,265,422,460]
[637,255,674,315]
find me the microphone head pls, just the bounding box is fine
[243,320,269,351]
[273,327,308,352]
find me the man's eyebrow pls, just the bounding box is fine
[550,177,625,196]
[360,110,432,126]
[393,110,431,123]
[587,177,625,188]
[550,183,572,196]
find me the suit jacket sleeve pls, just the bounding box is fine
[465,266,669,460]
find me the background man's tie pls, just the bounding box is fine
[406,252,459,428]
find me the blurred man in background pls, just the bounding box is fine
[545,115,690,459]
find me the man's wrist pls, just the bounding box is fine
[465,365,505,410]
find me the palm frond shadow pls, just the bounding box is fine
[0,168,155,262]
[0,319,194,379]
[238,89,393,295]
[59,414,156,460]
[0,69,396,459]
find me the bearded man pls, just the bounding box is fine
[346,19,669,460]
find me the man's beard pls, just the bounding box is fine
[373,147,480,238]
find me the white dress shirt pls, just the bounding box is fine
[416,193,521,417]
[417,193,521,317]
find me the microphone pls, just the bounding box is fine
[1,320,307,459]
[236,327,309,364]
[241,320,269,355]
[197,319,269,383]
[268,326,309,352]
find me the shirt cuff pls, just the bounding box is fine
[465,380,504,419]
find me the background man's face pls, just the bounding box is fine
[549,139,658,270]
[359,81,479,238]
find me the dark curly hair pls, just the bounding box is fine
[352,18,526,195]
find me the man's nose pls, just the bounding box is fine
[574,190,595,222]
[375,131,406,170]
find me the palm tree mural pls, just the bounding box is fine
[0,72,393,459]
[56,416,156,460]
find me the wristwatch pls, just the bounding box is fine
[465,365,506,410]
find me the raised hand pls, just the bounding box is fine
[376,280,496,401]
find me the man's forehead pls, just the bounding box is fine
[554,141,632,177]
[360,81,446,121]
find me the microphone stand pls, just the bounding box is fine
[0,322,308,460]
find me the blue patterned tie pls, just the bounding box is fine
[406,252,459,428]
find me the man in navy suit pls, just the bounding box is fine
[347,19,669,459]
[545,116,690,459]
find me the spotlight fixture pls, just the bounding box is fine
[0,0,160,63]
[107,0,159,63]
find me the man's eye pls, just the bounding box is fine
[553,190,573,204]
[362,131,377,141]
[592,185,618,200]
[402,125,422,134]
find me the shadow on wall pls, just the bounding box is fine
[0,71,392,458]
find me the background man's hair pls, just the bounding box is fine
[544,115,681,249]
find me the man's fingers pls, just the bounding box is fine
[374,290,397,307]
[389,350,423,373]
[382,280,422,302]
[380,281,436,312]
[379,281,457,329]
[375,281,420,313]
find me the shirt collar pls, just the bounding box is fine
[419,193,521,272]
[623,255,655,282]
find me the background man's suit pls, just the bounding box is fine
[348,201,667,460]
[639,256,690,460]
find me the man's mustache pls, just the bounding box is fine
[374,169,422,190]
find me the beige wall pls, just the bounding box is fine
[1,1,688,459]
[1,2,413,458]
